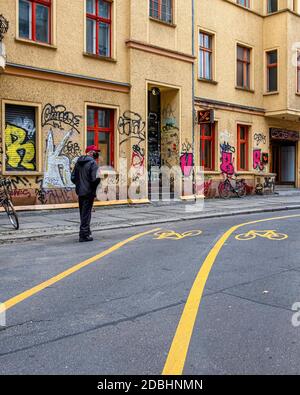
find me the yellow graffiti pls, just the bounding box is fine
[5,124,35,170]
[235,230,288,241]
[154,230,203,241]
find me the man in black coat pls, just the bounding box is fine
[71,145,100,242]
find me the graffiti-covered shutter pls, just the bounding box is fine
[5,104,37,172]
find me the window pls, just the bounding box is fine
[4,104,37,173]
[266,50,278,92]
[200,123,215,171]
[199,32,213,80]
[267,0,278,13]
[237,0,250,8]
[237,125,249,171]
[19,0,51,44]
[237,45,251,89]
[149,0,173,24]
[86,0,112,57]
[87,107,114,167]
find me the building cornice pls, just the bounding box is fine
[125,39,195,64]
[222,0,300,19]
[4,62,131,93]
[195,97,266,116]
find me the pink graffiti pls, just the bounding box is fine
[220,152,235,176]
[180,153,193,177]
[253,149,265,171]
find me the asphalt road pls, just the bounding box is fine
[1,210,300,375]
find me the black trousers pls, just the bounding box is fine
[79,196,95,238]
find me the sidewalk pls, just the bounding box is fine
[2,192,300,243]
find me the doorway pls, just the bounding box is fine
[271,141,296,185]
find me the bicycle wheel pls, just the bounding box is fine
[219,181,231,199]
[267,232,288,241]
[237,183,246,198]
[3,200,19,230]
[235,232,256,241]
[182,230,203,238]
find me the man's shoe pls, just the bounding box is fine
[79,236,94,242]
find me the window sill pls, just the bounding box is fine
[149,17,176,28]
[295,92,300,96]
[263,91,279,96]
[83,52,117,63]
[15,37,57,50]
[198,78,218,85]
[203,171,221,175]
[235,86,255,93]
[236,170,252,175]
[1,171,44,176]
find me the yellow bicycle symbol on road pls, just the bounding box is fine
[154,230,203,241]
[235,230,288,241]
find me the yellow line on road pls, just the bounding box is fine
[3,228,161,312]
[162,213,300,375]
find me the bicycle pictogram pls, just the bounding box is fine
[154,230,203,241]
[235,230,288,241]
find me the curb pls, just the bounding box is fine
[1,204,300,244]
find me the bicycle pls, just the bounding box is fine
[0,178,19,230]
[235,230,288,241]
[218,175,247,199]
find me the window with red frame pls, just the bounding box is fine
[237,45,251,89]
[200,123,215,171]
[237,125,249,171]
[87,108,114,167]
[19,0,51,44]
[199,32,213,80]
[150,0,173,24]
[266,50,278,92]
[86,0,112,57]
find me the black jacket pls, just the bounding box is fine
[71,156,100,197]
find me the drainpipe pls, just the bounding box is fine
[191,0,195,192]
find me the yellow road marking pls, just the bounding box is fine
[235,230,288,241]
[154,230,203,241]
[162,213,300,375]
[3,228,161,312]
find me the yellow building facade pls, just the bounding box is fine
[0,0,193,208]
[196,0,300,197]
[1,0,300,208]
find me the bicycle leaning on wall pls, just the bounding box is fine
[218,175,247,199]
[0,178,19,230]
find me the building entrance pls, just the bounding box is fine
[270,129,298,186]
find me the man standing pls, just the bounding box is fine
[71,145,100,242]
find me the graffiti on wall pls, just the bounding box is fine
[161,102,180,168]
[42,103,81,134]
[118,111,146,146]
[162,104,177,128]
[42,103,82,189]
[180,141,194,177]
[130,144,145,182]
[43,130,77,188]
[161,124,180,168]
[220,130,232,142]
[220,141,235,176]
[253,149,268,172]
[254,133,267,146]
[5,122,36,171]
